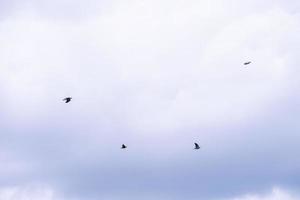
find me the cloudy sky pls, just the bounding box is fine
[0,0,300,199]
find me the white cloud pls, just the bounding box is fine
[0,186,61,200]
[0,0,299,134]
[226,188,299,200]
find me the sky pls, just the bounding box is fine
[0,0,300,199]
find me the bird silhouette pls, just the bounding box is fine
[63,97,72,103]
[194,143,200,150]
[121,144,127,149]
[244,61,251,65]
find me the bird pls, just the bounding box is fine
[194,143,200,150]
[121,144,127,149]
[63,97,72,103]
[244,61,251,65]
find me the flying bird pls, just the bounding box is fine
[244,61,251,65]
[63,97,72,103]
[194,143,200,150]
[121,144,127,149]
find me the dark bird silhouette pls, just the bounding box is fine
[244,61,251,65]
[194,143,200,150]
[121,144,127,149]
[63,97,72,103]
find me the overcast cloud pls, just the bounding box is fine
[0,0,300,199]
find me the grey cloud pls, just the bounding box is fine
[2,98,300,199]
[0,0,300,199]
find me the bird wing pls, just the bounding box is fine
[63,98,71,103]
[194,143,199,148]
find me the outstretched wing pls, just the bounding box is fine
[63,97,71,103]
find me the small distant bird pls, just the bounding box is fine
[121,144,127,149]
[63,97,72,103]
[194,143,200,150]
[244,61,251,65]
